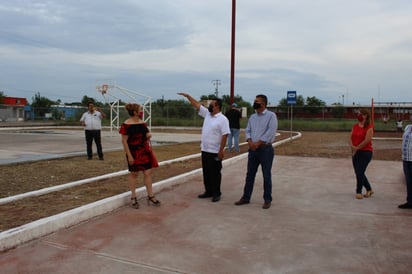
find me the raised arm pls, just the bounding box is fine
[178,92,201,111]
[96,107,106,119]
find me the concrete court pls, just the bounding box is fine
[0,127,201,164]
[1,152,412,273]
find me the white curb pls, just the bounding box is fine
[0,131,301,251]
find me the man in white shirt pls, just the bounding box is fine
[80,102,105,160]
[178,93,230,202]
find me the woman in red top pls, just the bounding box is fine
[119,103,160,209]
[349,109,374,199]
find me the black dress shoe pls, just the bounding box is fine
[398,203,412,209]
[198,193,212,199]
[212,195,221,202]
[234,198,250,206]
[262,201,271,209]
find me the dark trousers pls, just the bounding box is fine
[201,151,222,197]
[242,145,275,202]
[352,150,372,193]
[85,130,103,159]
[403,161,412,204]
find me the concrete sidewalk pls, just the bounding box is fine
[1,155,411,273]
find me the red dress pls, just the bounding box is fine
[119,123,159,171]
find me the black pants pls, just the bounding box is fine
[201,151,222,197]
[85,130,103,159]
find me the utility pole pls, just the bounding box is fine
[212,80,221,97]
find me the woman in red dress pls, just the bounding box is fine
[349,108,374,199]
[119,103,160,208]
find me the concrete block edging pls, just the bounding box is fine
[0,133,300,252]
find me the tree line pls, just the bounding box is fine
[2,90,331,121]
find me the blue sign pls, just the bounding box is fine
[287,91,297,105]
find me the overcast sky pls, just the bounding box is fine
[1,0,411,105]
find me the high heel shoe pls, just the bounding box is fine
[131,197,139,209]
[363,190,374,198]
[147,195,161,206]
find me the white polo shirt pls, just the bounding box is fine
[80,111,103,130]
[199,105,230,153]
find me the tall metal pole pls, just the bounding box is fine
[230,0,236,104]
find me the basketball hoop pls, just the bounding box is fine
[101,84,109,94]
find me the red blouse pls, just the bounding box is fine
[351,124,373,152]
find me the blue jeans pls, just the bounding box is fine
[227,128,240,152]
[352,150,372,194]
[242,145,274,202]
[403,161,412,204]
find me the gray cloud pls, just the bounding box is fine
[1,0,411,105]
[0,1,190,53]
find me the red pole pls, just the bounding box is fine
[371,97,374,127]
[230,0,236,104]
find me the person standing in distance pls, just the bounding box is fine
[399,123,412,209]
[178,92,230,202]
[349,109,374,199]
[225,103,242,153]
[80,102,105,160]
[235,94,278,209]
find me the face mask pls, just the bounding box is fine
[138,111,143,119]
[357,113,364,122]
[208,104,214,113]
[253,102,261,110]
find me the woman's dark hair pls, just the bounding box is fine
[125,103,140,117]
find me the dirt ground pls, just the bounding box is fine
[0,131,403,231]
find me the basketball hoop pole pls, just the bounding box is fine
[96,84,152,135]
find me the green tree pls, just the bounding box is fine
[278,95,305,106]
[305,96,326,114]
[152,98,194,119]
[81,95,97,106]
[80,95,106,109]
[221,94,250,106]
[200,94,217,101]
[305,96,326,107]
[31,92,55,119]
[0,91,5,104]
[221,94,253,115]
